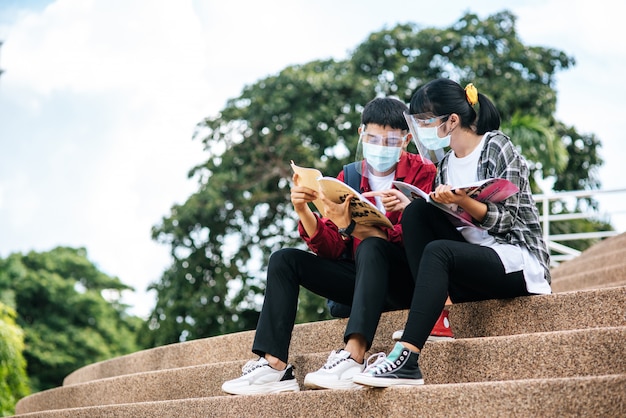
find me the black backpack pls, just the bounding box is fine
[326,162,361,318]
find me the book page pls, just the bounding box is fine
[317,177,393,228]
[392,179,513,228]
[291,161,393,229]
[457,178,519,202]
[391,180,430,201]
[290,161,326,216]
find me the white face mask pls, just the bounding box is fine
[362,143,402,172]
[416,123,451,150]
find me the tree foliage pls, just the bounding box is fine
[0,303,30,416]
[0,247,145,392]
[145,10,605,346]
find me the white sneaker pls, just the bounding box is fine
[221,357,300,395]
[303,349,365,390]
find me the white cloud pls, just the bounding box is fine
[0,0,210,316]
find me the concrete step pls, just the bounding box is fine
[448,286,626,338]
[563,232,626,259]
[61,317,407,387]
[15,326,625,414]
[551,243,625,278]
[551,266,626,292]
[420,326,626,383]
[12,374,626,417]
[13,234,626,417]
[61,286,626,386]
[550,233,626,291]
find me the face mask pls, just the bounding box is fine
[362,142,402,172]
[416,123,451,150]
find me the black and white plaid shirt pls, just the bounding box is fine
[436,131,552,284]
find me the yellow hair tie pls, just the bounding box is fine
[465,83,478,106]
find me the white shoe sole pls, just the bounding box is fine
[303,374,362,390]
[222,379,300,395]
[392,330,454,342]
[352,373,424,388]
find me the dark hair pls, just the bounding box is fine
[409,78,500,135]
[361,97,409,131]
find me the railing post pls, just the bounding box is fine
[534,187,625,265]
[543,193,550,248]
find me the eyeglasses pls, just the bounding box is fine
[360,131,407,147]
[404,113,450,127]
[415,114,449,127]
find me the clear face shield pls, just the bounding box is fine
[354,125,408,177]
[403,112,448,163]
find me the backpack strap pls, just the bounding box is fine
[343,161,362,192]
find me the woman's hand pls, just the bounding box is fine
[429,184,467,204]
[430,184,488,223]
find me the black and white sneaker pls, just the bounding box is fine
[352,342,424,387]
[221,357,300,395]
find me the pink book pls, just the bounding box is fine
[392,178,519,228]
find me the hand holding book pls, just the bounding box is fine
[361,189,411,213]
[290,161,393,229]
[392,178,519,228]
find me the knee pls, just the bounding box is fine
[355,236,387,259]
[267,248,301,276]
[402,199,429,227]
[269,248,299,264]
[423,241,454,262]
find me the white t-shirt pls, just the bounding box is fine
[447,135,550,295]
[367,170,395,213]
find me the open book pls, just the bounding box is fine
[392,178,519,228]
[291,161,393,229]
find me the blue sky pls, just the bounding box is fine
[1,0,625,318]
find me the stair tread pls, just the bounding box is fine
[15,326,626,414]
[13,374,626,418]
[62,286,626,386]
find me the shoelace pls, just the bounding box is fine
[363,352,393,374]
[322,349,350,369]
[241,358,268,375]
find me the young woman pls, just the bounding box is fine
[353,78,551,388]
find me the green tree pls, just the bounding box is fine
[145,10,604,346]
[0,247,145,392]
[0,303,30,416]
[501,113,568,192]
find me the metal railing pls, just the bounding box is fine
[534,187,626,265]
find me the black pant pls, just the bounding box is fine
[252,237,414,363]
[401,199,530,350]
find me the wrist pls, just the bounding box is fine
[338,219,356,237]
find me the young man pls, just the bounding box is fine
[221,97,437,395]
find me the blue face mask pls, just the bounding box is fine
[362,143,402,172]
[416,123,451,150]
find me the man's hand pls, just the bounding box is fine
[362,189,411,212]
[320,192,387,240]
[290,173,318,213]
[319,191,353,229]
